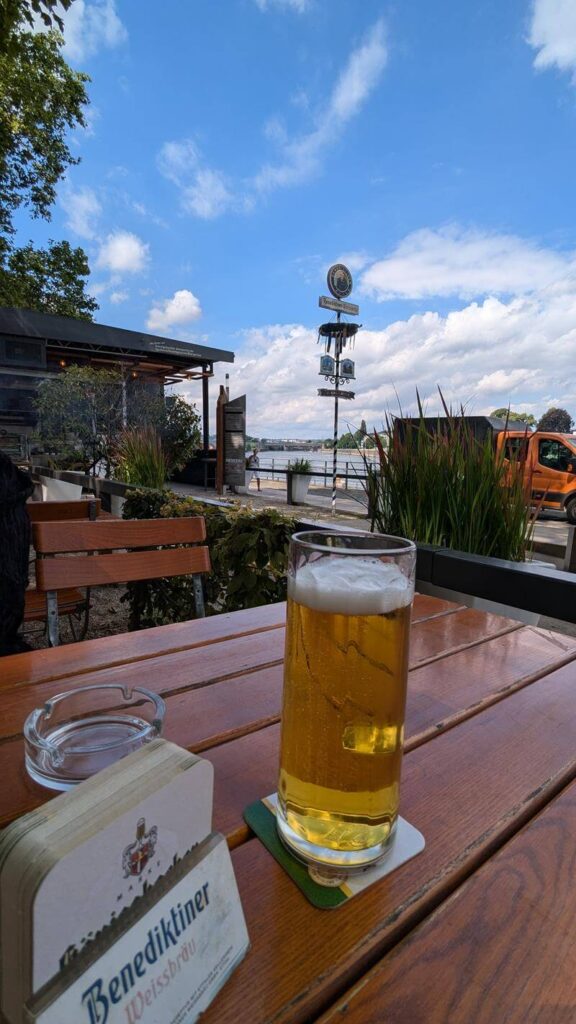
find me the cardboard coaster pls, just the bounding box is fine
[243,793,425,910]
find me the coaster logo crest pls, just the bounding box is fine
[122,817,158,877]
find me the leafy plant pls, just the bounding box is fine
[0,239,98,320]
[288,458,311,474]
[114,427,167,490]
[363,392,535,561]
[162,396,201,472]
[122,489,296,629]
[35,365,124,475]
[0,25,88,237]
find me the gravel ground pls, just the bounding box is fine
[24,582,130,649]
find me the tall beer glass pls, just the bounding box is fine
[277,531,416,869]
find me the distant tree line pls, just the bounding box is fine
[490,407,574,432]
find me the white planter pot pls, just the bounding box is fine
[291,474,312,504]
[110,495,126,517]
[39,476,83,502]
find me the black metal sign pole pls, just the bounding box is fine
[332,310,341,514]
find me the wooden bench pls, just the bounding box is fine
[31,517,211,646]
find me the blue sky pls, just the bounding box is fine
[18,0,576,436]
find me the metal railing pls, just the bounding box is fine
[257,462,370,489]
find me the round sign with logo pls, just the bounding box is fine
[327,264,353,300]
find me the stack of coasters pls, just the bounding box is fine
[23,833,249,1024]
[0,739,246,1024]
[244,793,425,909]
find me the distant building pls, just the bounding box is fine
[0,308,234,458]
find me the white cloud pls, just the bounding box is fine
[182,170,234,220]
[96,231,149,274]
[157,140,200,186]
[110,290,128,304]
[528,0,576,76]
[187,277,576,436]
[60,186,101,239]
[58,0,127,62]
[360,226,574,301]
[157,140,234,220]
[336,251,371,275]
[254,0,311,11]
[146,290,202,333]
[158,18,387,218]
[253,19,388,194]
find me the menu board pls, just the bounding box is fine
[223,395,246,487]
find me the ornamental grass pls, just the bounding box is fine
[365,394,535,561]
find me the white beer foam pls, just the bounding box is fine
[289,556,413,615]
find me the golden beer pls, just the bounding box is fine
[276,534,415,868]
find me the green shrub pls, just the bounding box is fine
[122,489,296,629]
[364,395,535,561]
[288,458,312,473]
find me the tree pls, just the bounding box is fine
[491,408,536,427]
[35,365,124,474]
[536,407,574,433]
[0,25,89,237]
[161,396,201,472]
[0,239,98,319]
[337,431,356,450]
[1,0,74,50]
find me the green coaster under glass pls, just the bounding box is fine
[243,793,425,910]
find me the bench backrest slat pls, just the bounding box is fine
[36,547,211,590]
[27,499,102,523]
[33,517,206,554]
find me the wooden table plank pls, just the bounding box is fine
[201,630,576,843]
[0,602,526,744]
[409,607,521,666]
[201,662,576,1023]
[3,624,575,830]
[0,603,288,689]
[0,596,484,692]
[317,779,576,1024]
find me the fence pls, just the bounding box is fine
[257,460,372,490]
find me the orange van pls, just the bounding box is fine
[498,431,576,523]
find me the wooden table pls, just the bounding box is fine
[2,595,576,1022]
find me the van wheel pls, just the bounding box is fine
[566,498,576,525]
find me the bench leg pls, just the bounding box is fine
[192,575,205,618]
[46,591,60,647]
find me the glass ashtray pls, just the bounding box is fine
[24,684,166,791]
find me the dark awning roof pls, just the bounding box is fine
[0,308,234,370]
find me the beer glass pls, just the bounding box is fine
[276,531,416,869]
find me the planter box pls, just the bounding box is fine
[39,476,83,502]
[291,474,312,504]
